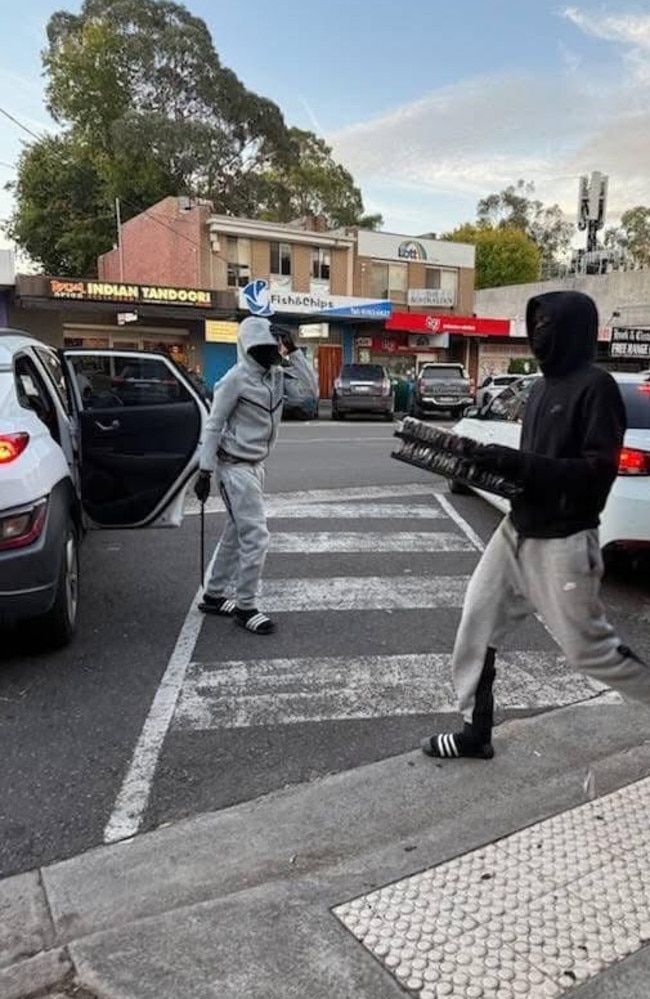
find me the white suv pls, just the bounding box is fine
[0,331,207,648]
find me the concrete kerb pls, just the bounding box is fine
[3,700,650,999]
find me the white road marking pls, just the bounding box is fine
[266,502,443,520]
[436,492,485,552]
[184,482,437,516]
[270,532,475,553]
[103,545,220,844]
[276,436,393,444]
[103,599,204,843]
[258,575,468,611]
[174,651,603,730]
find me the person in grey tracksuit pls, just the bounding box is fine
[422,290,650,760]
[194,316,318,634]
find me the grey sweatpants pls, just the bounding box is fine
[206,462,269,611]
[454,516,650,723]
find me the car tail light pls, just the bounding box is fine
[469,378,476,395]
[334,377,342,391]
[0,498,48,551]
[618,448,650,476]
[381,378,391,397]
[0,432,29,464]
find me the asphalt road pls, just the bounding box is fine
[1,417,649,877]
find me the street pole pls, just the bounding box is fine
[115,197,124,281]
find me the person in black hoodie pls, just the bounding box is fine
[422,290,650,761]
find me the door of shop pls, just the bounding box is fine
[318,344,342,399]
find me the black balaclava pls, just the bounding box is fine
[249,343,281,370]
[526,291,598,376]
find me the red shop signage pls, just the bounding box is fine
[386,312,510,337]
[369,335,443,354]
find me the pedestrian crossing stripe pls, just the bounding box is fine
[269,532,475,553]
[174,651,605,730]
[257,575,470,611]
[184,483,438,516]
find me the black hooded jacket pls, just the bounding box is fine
[510,291,626,538]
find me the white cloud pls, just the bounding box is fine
[329,8,650,232]
[562,6,650,81]
[561,7,650,51]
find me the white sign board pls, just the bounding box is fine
[239,279,391,319]
[357,231,475,269]
[407,288,455,308]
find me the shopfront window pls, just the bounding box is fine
[425,267,458,301]
[271,241,292,277]
[311,247,331,282]
[369,263,407,303]
[226,237,252,288]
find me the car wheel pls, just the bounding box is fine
[40,520,79,649]
[449,479,471,495]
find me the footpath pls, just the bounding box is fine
[3,698,650,999]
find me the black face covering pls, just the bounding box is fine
[249,344,281,369]
[530,306,555,368]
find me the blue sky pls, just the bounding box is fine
[2,0,650,252]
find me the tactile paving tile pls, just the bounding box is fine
[333,774,650,998]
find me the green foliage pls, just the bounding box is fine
[477,179,574,270]
[508,357,538,374]
[605,206,650,267]
[5,135,114,275]
[444,223,541,289]
[7,0,378,274]
[257,129,382,229]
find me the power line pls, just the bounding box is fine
[0,106,43,142]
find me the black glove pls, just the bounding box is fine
[194,470,211,503]
[473,444,523,477]
[271,324,297,353]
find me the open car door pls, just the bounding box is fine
[62,350,207,528]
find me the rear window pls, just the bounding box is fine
[494,375,517,386]
[421,366,463,381]
[343,364,384,379]
[620,382,650,429]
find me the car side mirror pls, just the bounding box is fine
[463,405,483,419]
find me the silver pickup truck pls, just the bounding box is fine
[411,362,474,419]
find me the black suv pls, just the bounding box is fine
[332,363,394,420]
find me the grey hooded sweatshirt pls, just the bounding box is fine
[199,316,319,470]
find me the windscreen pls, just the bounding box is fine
[421,367,463,381]
[344,365,384,380]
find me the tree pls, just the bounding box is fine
[256,129,383,229]
[477,180,573,272]
[444,223,541,289]
[5,136,115,276]
[7,0,378,273]
[605,206,650,267]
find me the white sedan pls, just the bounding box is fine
[450,372,650,554]
[475,373,521,409]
